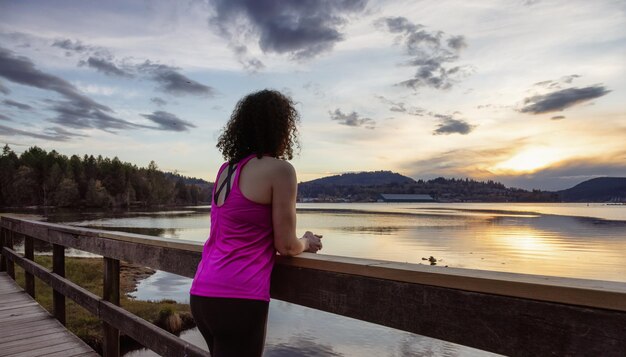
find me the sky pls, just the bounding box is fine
[0,0,624,191]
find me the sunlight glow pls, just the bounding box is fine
[491,147,565,174]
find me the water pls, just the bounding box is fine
[49,203,626,356]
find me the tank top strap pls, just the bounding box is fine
[212,161,230,197]
[232,153,259,189]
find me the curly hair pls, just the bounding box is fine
[217,89,300,163]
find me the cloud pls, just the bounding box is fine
[520,85,611,114]
[0,113,11,121]
[377,17,470,90]
[52,39,91,53]
[533,74,581,89]
[137,61,216,96]
[433,115,475,135]
[141,111,196,132]
[232,45,265,72]
[0,123,84,141]
[151,97,167,106]
[0,81,9,95]
[3,99,33,110]
[375,95,425,115]
[0,47,146,132]
[52,38,215,96]
[208,0,368,61]
[329,108,376,129]
[81,57,133,77]
[551,115,565,120]
[52,38,110,58]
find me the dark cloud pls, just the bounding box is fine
[329,108,376,129]
[151,97,167,107]
[52,39,91,53]
[52,38,215,96]
[141,111,196,132]
[447,35,468,50]
[378,17,470,90]
[51,38,111,58]
[0,47,144,132]
[551,115,565,120]
[232,45,265,72]
[433,116,475,135]
[3,99,33,110]
[81,57,133,77]
[0,113,11,121]
[520,85,611,114]
[137,61,216,96]
[0,123,84,141]
[209,0,367,61]
[0,81,9,95]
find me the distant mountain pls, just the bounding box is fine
[302,170,415,186]
[558,177,626,202]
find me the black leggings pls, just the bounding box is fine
[190,295,269,357]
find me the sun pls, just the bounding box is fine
[492,147,564,174]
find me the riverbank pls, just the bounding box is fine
[14,256,195,354]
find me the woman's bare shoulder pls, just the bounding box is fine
[257,157,295,178]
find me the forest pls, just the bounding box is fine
[0,145,212,208]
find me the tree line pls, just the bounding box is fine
[0,145,212,208]
[299,176,560,202]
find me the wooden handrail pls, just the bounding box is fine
[1,215,625,357]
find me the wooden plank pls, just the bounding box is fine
[0,227,6,272]
[0,304,43,318]
[103,257,120,357]
[43,346,96,357]
[0,323,64,344]
[0,331,71,351]
[52,243,66,325]
[271,264,626,357]
[0,326,66,345]
[23,234,35,298]
[0,301,38,311]
[5,340,87,357]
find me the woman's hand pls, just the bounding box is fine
[301,231,323,253]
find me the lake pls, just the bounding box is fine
[45,203,626,356]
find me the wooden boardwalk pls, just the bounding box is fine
[0,272,98,357]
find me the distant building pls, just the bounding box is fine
[379,194,435,202]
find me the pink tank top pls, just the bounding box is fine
[190,154,275,301]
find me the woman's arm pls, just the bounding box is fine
[272,161,321,256]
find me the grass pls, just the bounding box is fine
[13,256,193,354]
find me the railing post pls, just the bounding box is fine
[24,234,35,297]
[0,226,6,272]
[53,243,66,325]
[103,257,120,357]
[6,228,14,279]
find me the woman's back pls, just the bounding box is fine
[190,154,276,301]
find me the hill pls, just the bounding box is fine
[302,170,415,186]
[298,172,558,202]
[558,177,626,202]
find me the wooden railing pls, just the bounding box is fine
[1,215,625,357]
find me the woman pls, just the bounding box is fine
[190,89,323,357]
